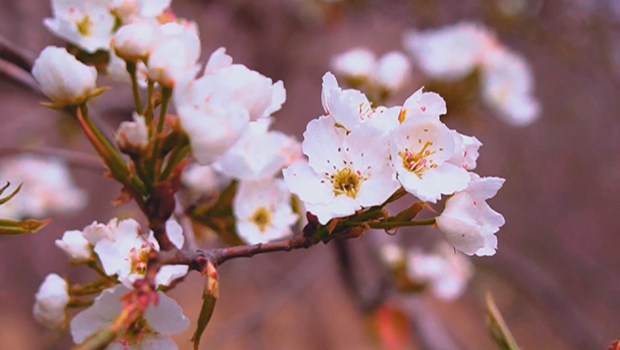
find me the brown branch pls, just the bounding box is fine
[0,35,35,71]
[0,58,40,92]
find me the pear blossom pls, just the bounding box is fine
[283,116,400,224]
[390,116,470,202]
[32,46,99,108]
[55,230,92,262]
[436,173,505,256]
[114,113,149,153]
[399,87,448,121]
[379,243,406,268]
[94,219,189,288]
[217,119,302,180]
[481,46,540,126]
[174,48,286,165]
[407,242,473,300]
[330,47,377,81]
[182,163,231,197]
[33,273,69,328]
[373,51,412,92]
[147,22,201,87]
[200,48,286,121]
[233,179,298,244]
[403,22,496,80]
[44,0,116,53]
[71,285,189,349]
[112,20,162,62]
[111,0,172,22]
[447,131,482,170]
[0,155,87,219]
[82,218,117,245]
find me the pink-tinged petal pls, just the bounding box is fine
[70,285,129,343]
[436,193,485,255]
[155,265,189,287]
[466,176,505,200]
[165,219,184,249]
[144,292,190,336]
[305,195,359,225]
[283,163,333,204]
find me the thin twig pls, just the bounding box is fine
[0,58,40,92]
[0,35,35,71]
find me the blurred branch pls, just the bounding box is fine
[0,35,35,71]
[0,58,40,92]
[480,246,603,350]
[399,296,463,350]
[0,146,105,172]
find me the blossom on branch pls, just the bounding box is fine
[55,230,92,263]
[234,179,298,244]
[436,173,505,256]
[33,273,69,329]
[71,285,189,350]
[32,46,100,108]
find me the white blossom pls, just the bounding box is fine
[436,173,505,256]
[71,285,189,349]
[33,273,69,329]
[400,87,448,121]
[217,119,301,180]
[175,48,286,165]
[447,131,482,170]
[481,46,540,126]
[94,219,189,288]
[147,22,201,87]
[111,0,172,22]
[32,46,99,108]
[234,179,298,244]
[182,163,232,199]
[283,116,400,224]
[407,242,473,300]
[112,20,161,62]
[373,51,412,92]
[0,155,87,219]
[201,48,286,121]
[55,230,92,262]
[115,113,149,152]
[321,72,400,134]
[44,0,116,53]
[379,243,406,268]
[391,116,470,202]
[330,47,377,80]
[82,218,117,245]
[403,22,496,80]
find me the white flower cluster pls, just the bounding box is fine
[0,155,87,219]
[331,47,412,97]
[176,48,302,245]
[380,242,474,301]
[284,72,505,256]
[404,21,540,126]
[42,217,190,348]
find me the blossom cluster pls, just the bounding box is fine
[26,0,509,347]
[283,72,505,256]
[380,242,474,301]
[404,21,540,126]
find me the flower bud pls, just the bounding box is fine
[33,274,69,328]
[55,230,92,262]
[331,47,376,81]
[81,219,116,245]
[374,51,411,92]
[112,21,161,62]
[114,113,149,154]
[31,46,99,108]
[147,23,201,87]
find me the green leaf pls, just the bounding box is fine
[0,218,50,235]
[389,202,425,222]
[486,292,520,350]
[0,182,22,205]
[191,262,219,350]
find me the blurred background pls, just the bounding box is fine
[1,0,619,349]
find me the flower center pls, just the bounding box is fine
[76,15,93,36]
[331,167,362,198]
[129,244,151,275]
[116,316,154,346]
[251,207,271,232]
[399,141,438,178]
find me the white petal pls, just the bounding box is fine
[155,265,189,287]
[70,285,129,343]
[165,219,184,249]
[282,162,333,205]
[144,292,190,336]
[302,116,346,174]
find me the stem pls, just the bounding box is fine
[157,87,172,134]
[145,81,155,128]
[126,61,142,113]
[344,218,436,229]
[67,298,94,308]
[79,104,148,198]
[160,143,190,181]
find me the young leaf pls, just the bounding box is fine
[486,292,520,350]
[192,261,219,350]
[0,218,50,235]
